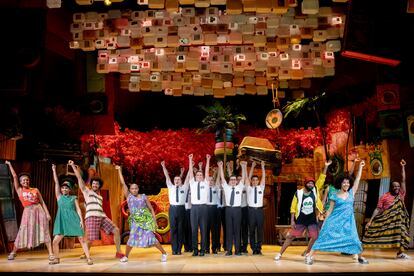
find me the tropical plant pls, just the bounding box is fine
[198,101,246,170]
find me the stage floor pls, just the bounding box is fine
[0,245,413,275]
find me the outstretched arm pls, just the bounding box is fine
[188,154,194,182]
[316,159,332,191]
[68,160,86,193]
[352,160,365,196]
[5,161,20,195]
[179,167,185,179]
[217,161,226,186]
[260,161,266,187]
[115,165,128,198]
[205,154,211,181]
[400,159,406,193]
[161,161,172,187]
[246,161,256,186]
[240,161,247,185]
[52,164,61,200]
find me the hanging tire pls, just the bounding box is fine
[155,212,170,234]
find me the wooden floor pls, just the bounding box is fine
[0,245,413,275]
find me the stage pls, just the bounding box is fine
[0,245,413,275]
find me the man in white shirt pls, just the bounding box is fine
[240,176,249,254]
[161,161,189,255]
[246,161,266,255]
[206,175,220,254]
[218,160,247,256]
[188,153,210,256]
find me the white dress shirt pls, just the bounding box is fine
[247,184,265,207]
[189,179,208,204]
[241,186,248,207]
[166,180,188,206]
[206,185,220,206]
[223,181,245,207]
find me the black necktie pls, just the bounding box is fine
[220,189,223,205]
[176,186,179,203]
[197,181,200,200]
[254,186,257,204]
[209,187,212,203]
[230,187,235,206]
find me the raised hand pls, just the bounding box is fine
[115,165,121,170]
[261,161,265,168]
[52,164,56,172]
[325,159,332,166]
[160,161,165,167]
[240,160,247,166]
[217,161,223,167]
[5,160,11,166]
[400,159,406,166]
[68,160,74,166]
[206,154,211,160]
[360,160,366,167]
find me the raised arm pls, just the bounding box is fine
[226,161,233,177]
[217,161,226,186]
[5,161,20,195]
[188,154,194,182]
[52,164,61,200]
[239,160,247,185]
[115,165,128,199]
[205,154,211,180]
[400,159,406,192]
[68,160,86,193]
[161,161,172,187]
[74,198,85,230]
[260,161,266,187]
[179,167,185,179]
[246,161,256,186]
[315,159,331,191]
[352,160,365,196]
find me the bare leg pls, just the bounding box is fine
[52,235,64,258]
[278,234,294,255]
[78,237,91,259]
[125,245,133,257]
[112,227,121,253]
[304,237,316,255]
[154,241,167,254]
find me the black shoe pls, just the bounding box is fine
[177,252,182,255]
[257,250,263,255]
[235,252,242,256]
[184,249,192,253]
[192,250,198,256]
[199,251,205,256]
[212,249,218,254]
[252,250,258,255]
[172,252,178,255]
[225,251,232,256]
[204,250,210,254]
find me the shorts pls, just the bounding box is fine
[288,223,319,239]
[85,216,116,241]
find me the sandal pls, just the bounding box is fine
[86,257,94,265]
[49,258,60,265]
[7,252,16,261]
[48,255,55,261]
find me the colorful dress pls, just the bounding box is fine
[312,189,362,254]
[53,195,84,237]
[127,193,157,248]
[15,188,51,249]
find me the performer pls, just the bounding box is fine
[363,159,410,259]
[206,174,220,254]
[305,160,369,265]
[161,161,189,255]
[188,154,210,256]
[218,160,247,256]
[246,161,266,255]
[5,161,54,261]
[116,166,167,262]
[49,164,92,265]
[69,160,124,259]
[274,159,331,261]
[240,177,249,254]
[217,173,227,252]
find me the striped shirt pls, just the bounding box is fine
[377,190,406,211]
[84,189,106,218]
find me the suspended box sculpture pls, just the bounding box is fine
[70,0,347,96]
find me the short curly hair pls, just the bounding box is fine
[334,173,354,190]
[90,177,104,188]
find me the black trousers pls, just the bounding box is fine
[218,207,226,251]
[183,208,192,251]
[206,205,219,251]
[169,205,185,253]
[248,207,264,251]
[225,206,242,253]
[240,206,249,251]
[190,204,208,251]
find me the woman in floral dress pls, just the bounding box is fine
[116,166,167,262]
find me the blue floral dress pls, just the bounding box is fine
[127,194,157,248]
[312,189,362,254]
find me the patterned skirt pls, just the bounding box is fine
[127,208,157,248]
[14,204,51,249]
[362,199,410,249]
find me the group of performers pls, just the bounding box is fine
[2,155,410,266]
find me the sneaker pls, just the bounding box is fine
[305,255,314,265]
[115,252,126,259]
[161,254,167,262]
[120,256,128,263]
[274,253,282,261]
[396,253,410,259]
[358,257,369,264]
[7,252,16,261]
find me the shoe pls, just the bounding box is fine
[235,252,242,256]
[252,250,257,255]
[80,254,87,259]
[396,253,410,259]
[176,252,182,255]
[256,250,263,256]
[304,255,314,265]
[7,252,16,261]
[225,251,232,256]
[192,250,198,256]
[120,256,128,263]
[358,257,369,264]
[172,252,178,255]
[86,258,94,265]
[48,255,56,261]
[161,254,168,262]
[274,253,282,261]
[212,249,218,254]
[49,258,60,265]
[199,251,205,256]
[115,252,126,259]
